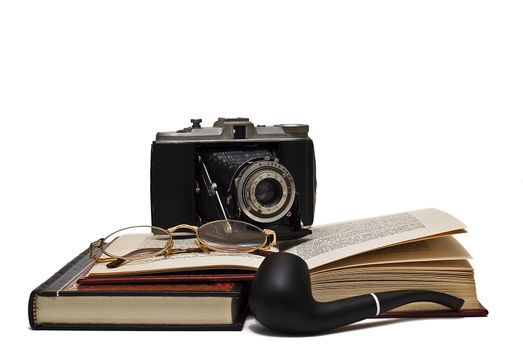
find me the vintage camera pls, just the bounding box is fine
[150,118,316,240]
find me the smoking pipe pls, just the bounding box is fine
[249,252,464,334]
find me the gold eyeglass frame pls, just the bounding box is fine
[89,220,277,265]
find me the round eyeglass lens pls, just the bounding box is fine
[101,225,172,261]
[198,220,267,253]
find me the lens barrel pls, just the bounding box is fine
[235,159,296,223]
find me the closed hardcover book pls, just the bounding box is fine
[28,250,249,330]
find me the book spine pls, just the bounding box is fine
[28,249,91,329]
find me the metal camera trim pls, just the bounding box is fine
[235,159,296,223]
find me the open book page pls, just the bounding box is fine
[311,236,471,274]
[88,208,465,276]
[88,234,271,277]
[313,260,475,281]
[283,208,466,269]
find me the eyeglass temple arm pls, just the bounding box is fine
[263,229,277,248]
[89,239,104,260]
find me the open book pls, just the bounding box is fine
[86,208,486,314]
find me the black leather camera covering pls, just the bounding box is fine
[150,139,316,240]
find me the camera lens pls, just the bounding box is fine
[255,178,284,208]
[235,159,296,223]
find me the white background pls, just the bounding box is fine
[1,0,521,348]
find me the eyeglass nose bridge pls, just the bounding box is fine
[167,224,199,235]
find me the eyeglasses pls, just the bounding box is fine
[89,220,277,268]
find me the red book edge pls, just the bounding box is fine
[378,303,488,318]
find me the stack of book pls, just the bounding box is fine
[29,208,487,330]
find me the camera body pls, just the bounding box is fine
[150,118,316,240]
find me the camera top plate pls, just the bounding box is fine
[155,118,310,143]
